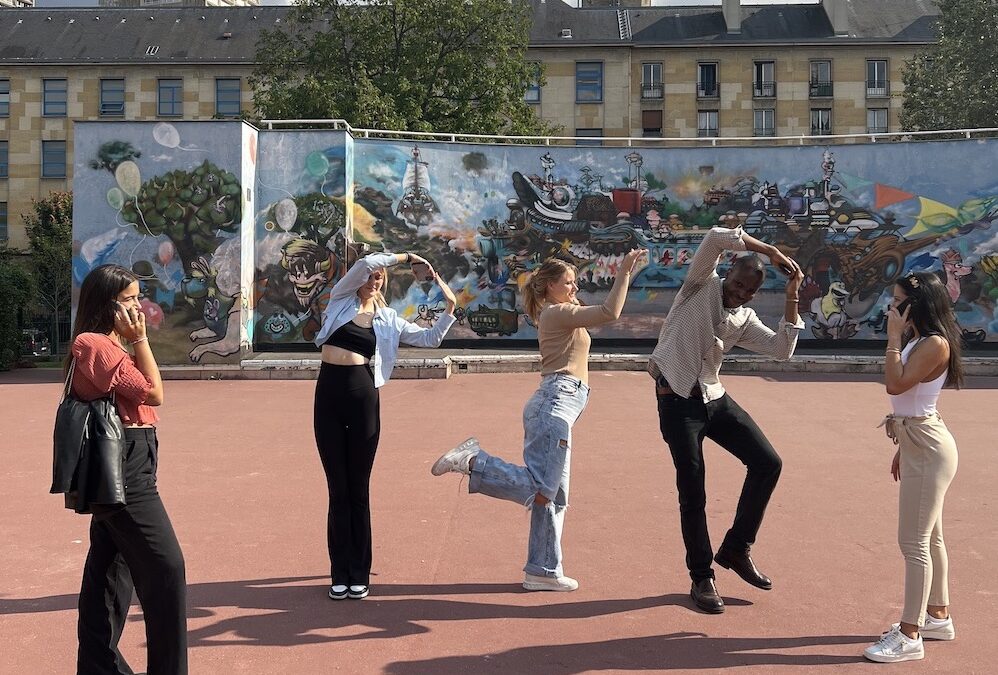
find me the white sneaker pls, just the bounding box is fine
[523,573,579,592]
[328,584,348,600]
[347,584,369,599]
[890,616,956,641]
[864,625,924,663]
[431,438,481,476]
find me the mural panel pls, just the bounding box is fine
[352,139,998,343]
[73,123,998,364]
[252,131,350,347]
[73,121,246,364]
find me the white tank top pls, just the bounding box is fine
[889,337,946,417]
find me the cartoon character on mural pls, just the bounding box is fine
[183,236,241,362]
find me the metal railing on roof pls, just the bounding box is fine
[257,119,998,147]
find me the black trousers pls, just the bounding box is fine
[314,363,381,586]
[656,388,783,583]
[78,428,187,675]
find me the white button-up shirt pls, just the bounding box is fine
[314,253,456,388]
[649,226,804,402]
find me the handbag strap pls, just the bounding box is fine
[61,359,76,403]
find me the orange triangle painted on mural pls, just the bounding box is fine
[875,183,915,210]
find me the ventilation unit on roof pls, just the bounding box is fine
[145,45,160,56]
[560,28,572,39]
[222,32,232,39]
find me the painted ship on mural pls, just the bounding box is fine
[396,145,439,228]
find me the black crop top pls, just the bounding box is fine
[324,320,376,359]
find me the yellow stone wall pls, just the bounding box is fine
[0,65,252,249]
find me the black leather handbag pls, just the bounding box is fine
[50,360,127,514]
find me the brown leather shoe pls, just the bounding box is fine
[714,547,773,590]
[690,578,725,614]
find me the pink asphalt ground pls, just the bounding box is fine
[2,370,996,674]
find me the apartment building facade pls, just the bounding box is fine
[0,1,938,248]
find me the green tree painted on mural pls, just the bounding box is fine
[119,161,241,276]
[89,141,142,172]
[901,0,998,131]
[250,0,557,136]
[23,191,72,358]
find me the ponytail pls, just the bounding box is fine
[520,258,576,322]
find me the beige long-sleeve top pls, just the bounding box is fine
[537,270,632,384]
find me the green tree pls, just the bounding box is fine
[119,160,241,275]
[0,257,35,370]
[901,0,998,131]
[23,191,72,359]
[250,0,556,136]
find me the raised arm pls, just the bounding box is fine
[543,249,646,330]
[684,227,748,289]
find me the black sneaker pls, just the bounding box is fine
[348,584,369,599]
[328,584,348,600]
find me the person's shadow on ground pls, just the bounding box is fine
[1,574,869,668]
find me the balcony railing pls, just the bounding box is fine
[697,128,719,138]
[697,82,719,98]
[809,81,833,98]
[867,126,888,134]
[810,125,832,136]
[641,83,663,100]
[754,127,776,137]
[866,79,889,97]
[753,81,776,98]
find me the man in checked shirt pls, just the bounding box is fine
[648,222,804,614]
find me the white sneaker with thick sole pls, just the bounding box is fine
[864,625,924,663]
[431,438,481,476]
[328,584,348,600]
[890,616,956,641]
[523,573,579,592]
[348,584,369,600]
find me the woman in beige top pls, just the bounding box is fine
[431,249,646,591]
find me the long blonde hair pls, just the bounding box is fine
[521,258,577,322]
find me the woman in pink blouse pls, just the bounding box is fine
[70,264,186,675]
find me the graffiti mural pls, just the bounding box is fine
[352,139,998,343]
[73,121,246,364]
[73,122,998,363]
[253,132,351,346]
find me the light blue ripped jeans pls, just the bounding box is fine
[468,373,590,578]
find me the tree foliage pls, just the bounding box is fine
[119,161,241,275]
[0,258,34,370]
[24,191,72,357]
[250,0,555,136]
[901,0,998,131]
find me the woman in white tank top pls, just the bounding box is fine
[864,271,964,664]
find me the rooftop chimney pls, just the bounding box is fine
[722,0,741,35]
[823,0,850,37]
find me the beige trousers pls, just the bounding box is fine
[883,413,959,626]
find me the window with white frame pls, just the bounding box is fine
[754,109,775,136]
[867,60,888,97]
[642,62,663,99]
[753,61,775,97]
[810,108,832,135]
[697,110,719,137]
[867,108,888,134]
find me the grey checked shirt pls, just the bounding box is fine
[648,226,804,402]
